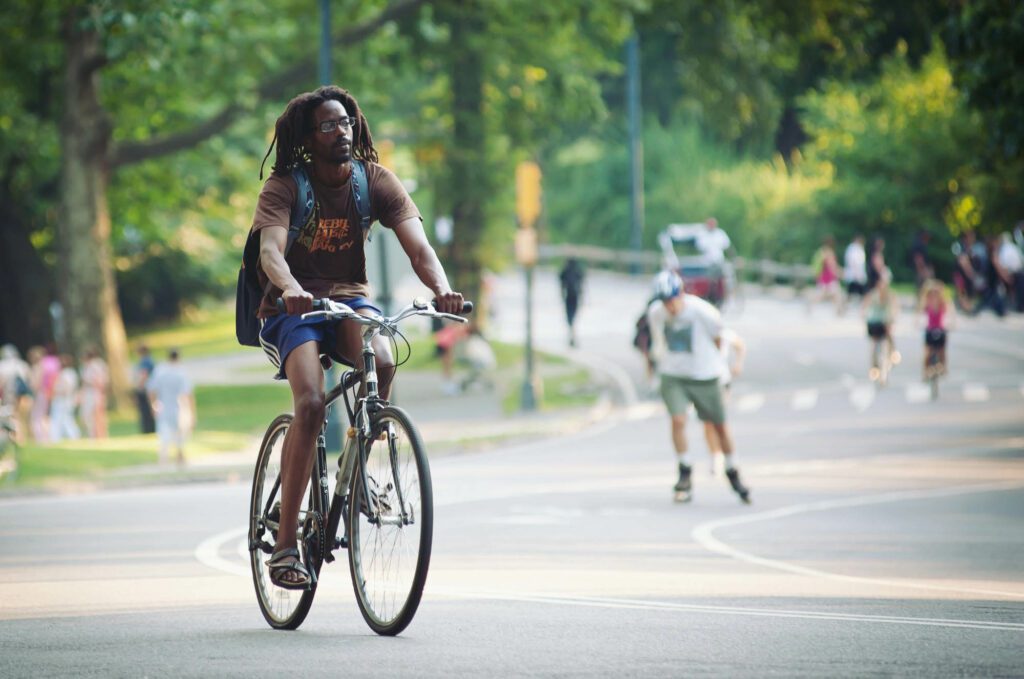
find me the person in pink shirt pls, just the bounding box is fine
[920,279,956,380]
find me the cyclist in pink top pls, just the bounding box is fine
[920,279,955,380]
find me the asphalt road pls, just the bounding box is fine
[1,271,1022,677]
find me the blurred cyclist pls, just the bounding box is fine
[646,270,750,504]
[862,268,899,383]
[920,279,955,380]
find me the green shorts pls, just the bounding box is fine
[659,375,725,423]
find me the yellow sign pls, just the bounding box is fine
[515,161,542,229]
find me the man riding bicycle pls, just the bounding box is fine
[250,86,463,589]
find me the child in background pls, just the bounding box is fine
[920,279,955,379]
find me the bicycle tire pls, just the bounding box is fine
[249,413,320,630]
[348,405,433,636]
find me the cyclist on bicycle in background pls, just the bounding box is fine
[250,86,463,589]
[862,268,899,383]
[920,279,955,380]
[646,271,750,504]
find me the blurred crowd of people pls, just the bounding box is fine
[0,343,194,464]
[0,343,109,445]
[809,226,1024,318]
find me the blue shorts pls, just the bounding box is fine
[258,297,381,380]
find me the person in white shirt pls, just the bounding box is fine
[842,234,867,313]
[996,231,1024,312]
[79,347,109,439]
[147,349,195,466]
[646,271,750,504]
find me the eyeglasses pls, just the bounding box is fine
[315,118,353,134]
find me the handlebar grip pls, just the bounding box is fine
[433,300,474,314]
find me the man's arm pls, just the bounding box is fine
[392,217,464,313]
[259,226,313,315]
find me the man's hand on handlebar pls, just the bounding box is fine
[433,290,465,315]
[281,287,314,315]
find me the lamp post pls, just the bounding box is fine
[626,32,645,274]
[515,161,542,411]
[320,0,344,453]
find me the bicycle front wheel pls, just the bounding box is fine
[348,406,433,636]
[249,414,319,630]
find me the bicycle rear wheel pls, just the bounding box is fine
[249,414,320,630]
[348,406,433,636]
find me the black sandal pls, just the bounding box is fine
[266,548,311,590]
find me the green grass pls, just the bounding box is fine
[4,384,292,487]
[500,367,600,414]
[128,304,239,359]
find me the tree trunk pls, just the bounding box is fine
[446,1,486,311]
[0,197,54,351]
[59,13,131,403]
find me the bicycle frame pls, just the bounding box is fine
[313,304,451,565]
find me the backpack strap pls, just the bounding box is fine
[349,159,373,239]
[288,166,315,255]
[288,160,372,249]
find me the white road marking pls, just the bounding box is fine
[692,482,1024,600]
[790,389,818,411]
[963,383,990,402]
[735,393,766,414]
[433,590,1024,632]
[849,385,875,412]
[195,527,250,578]
[905,384,932,404]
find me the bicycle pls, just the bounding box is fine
[924,329,947,401]
[248,297,472,635]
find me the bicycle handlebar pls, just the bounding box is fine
[274,297,473,328]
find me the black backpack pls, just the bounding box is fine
[235,160,373,347]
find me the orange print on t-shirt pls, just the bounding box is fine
[309,217,354,254]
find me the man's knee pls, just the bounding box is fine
[293,391,326,427]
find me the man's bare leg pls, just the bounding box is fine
[274,341,325,586]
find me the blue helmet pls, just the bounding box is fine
[652,270,683,301]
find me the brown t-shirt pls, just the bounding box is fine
[251,162,421,318]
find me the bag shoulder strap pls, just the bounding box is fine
[350,159,373,237]
[288,165,315,255]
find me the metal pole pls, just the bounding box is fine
[320,0,344,452]
[520,265,537,411]
[626,32,645,274]
[319,0,331,87]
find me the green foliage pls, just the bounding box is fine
[799,45,987,277]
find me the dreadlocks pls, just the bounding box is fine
[259,85,378,179]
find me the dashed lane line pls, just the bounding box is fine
[849,385,875,412]
[790,389,818,411]
[905,384,932,404]
[963,383,991,402]
[735,393,766,414]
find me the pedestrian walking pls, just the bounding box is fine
[147,349,194,466]
[866,237,887,292]
[842,234,868,312]
[995,231,1024,312]
[79,347,109,439]
[28,345,60,443]
[646,270,750,504]
[49,354,81,442]
[808,235,842,314]
[559,257,585,347]
[134,344,156,434]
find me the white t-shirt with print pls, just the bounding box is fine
[647,295,723,380]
